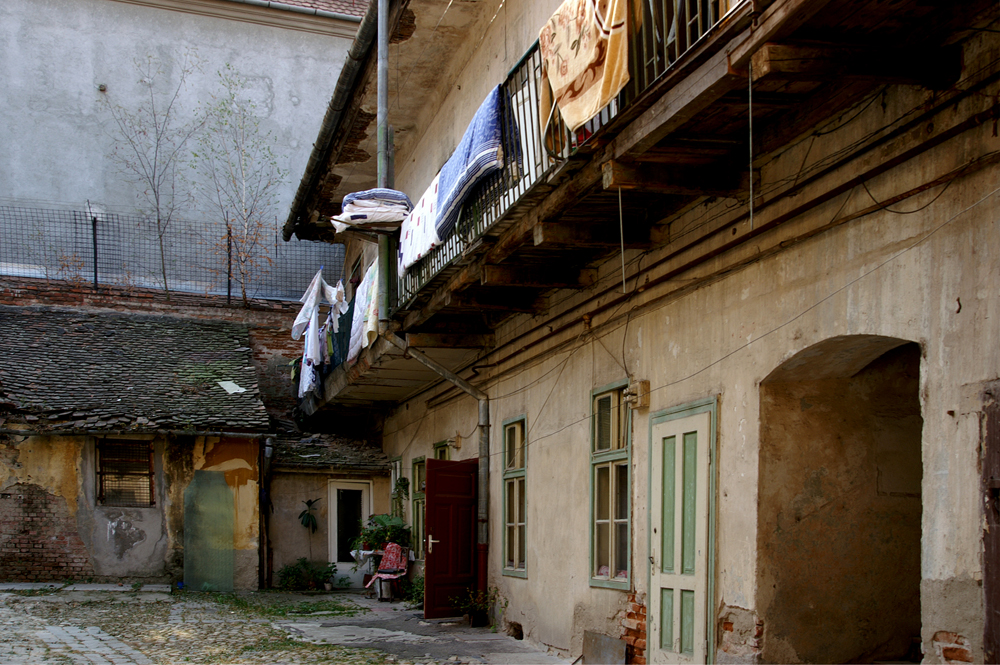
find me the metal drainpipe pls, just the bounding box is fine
[383,333,490,592]
[376,0,391,326]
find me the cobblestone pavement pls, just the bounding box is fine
[0,588,568,665]
[0,588,388,665]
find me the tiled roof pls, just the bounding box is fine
[283,0,367,17]
[0,307,270,434]
[272,432,390,471]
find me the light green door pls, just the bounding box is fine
[649,409,712,663]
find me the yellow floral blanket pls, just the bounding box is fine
[539,0,631,136]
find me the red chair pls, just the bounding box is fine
[364,543,409,601]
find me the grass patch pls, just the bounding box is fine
[210,593,361,618]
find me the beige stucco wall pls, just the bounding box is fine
[269,470,391,586]
[377,22,1000,662]
[0,432,261,589]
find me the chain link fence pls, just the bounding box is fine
[0,202,344,302]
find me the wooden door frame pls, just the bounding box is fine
[647,396,718,663]
[327,479,373,587]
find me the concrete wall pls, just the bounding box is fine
[375,20,1000,664]
[0,0,352,219]
[0,431,261,589]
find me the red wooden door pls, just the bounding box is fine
[985,399,1000,664]
[424,458,478,619]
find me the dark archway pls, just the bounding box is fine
[757,336,923,663]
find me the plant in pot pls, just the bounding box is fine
[452,586,506,628]
[352,513,411,551]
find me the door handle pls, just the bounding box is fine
[428,535,440,554]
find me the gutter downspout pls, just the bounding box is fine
[383,333,490,593]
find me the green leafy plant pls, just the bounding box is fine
[299,498,321,533]
[351,513,411,550]
[451,586,507,627]
[276,558,338,591]
[401,575,424,605]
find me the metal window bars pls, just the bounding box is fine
[395,0,741,311]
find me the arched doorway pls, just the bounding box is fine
[757,336,923,663]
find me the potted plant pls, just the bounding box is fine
[352,513,411,551]
[452,586,506,628]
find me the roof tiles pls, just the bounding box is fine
[0,307,270,434]
[272,432,389,471]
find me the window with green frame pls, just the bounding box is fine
[503,417,527,577]
[433,441,450,460]
[412,457,426,559]
[591,384,630,588]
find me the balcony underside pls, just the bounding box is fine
[301,0,988,412]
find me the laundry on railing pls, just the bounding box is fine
[397,173,441,277]
[434,85,505,241]
[347,260,380,364]
[293,269,349,398]
[539,0,632,135]
[331,188,414,233]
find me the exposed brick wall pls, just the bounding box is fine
[0,483,95,582]
[933,631,973,663]
[622,592,647,664]
[717,605,764,662]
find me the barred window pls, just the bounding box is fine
[97,440,154,507]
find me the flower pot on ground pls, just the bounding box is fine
[451,586,507,629]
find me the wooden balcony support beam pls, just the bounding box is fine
[603,159,748,198]
[532,221,651,249]
[751,43,962,89]
[404,333,495,348]
[481,264,597,289]
[448,295,545,314]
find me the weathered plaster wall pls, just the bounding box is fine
[377,19,1000,663]
[0,0,352,218]
[757,344,922,663]
[0,432,262,588]
[269,471,390,585]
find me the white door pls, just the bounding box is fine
[649,409,713,663]
[328,480,372,588]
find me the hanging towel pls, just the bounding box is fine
[539,0,631,135]
[347,261,379,364]
[398,173,442,276]
[435,86,504,241]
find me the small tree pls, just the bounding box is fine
[194,64,287,307]
[104,51,205,299]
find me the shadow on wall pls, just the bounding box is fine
[757,336,923,664]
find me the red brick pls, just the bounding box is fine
[634,639,646,651]
[942,647,973,663]
[631,657,646,665]
[934,632,960,644]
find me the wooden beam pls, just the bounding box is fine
[532,222,651,249]
[481,264,597,289]
[612,47,744,158]
[751,43,962,88]
[448,295,544,314]
[603,160,747,198]
[404,333,495,348]
[728,0,837,71]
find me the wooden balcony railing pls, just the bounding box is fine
[395,0,744,311]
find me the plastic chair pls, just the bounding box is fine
[364,542,409,601]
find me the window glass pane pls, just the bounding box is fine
[595,395,612,450]
[506,425,515,469]
[596,465,610,520]
[595,523,610,575]
[506,480,515,526]
[517,478,526,522]
[99,440,153,507]
[615,522,628,578]
[517,525,526,569]
[615,463,629,520]
[515,423,524,468]
[415,461,426,493]
[506,525,515,567]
